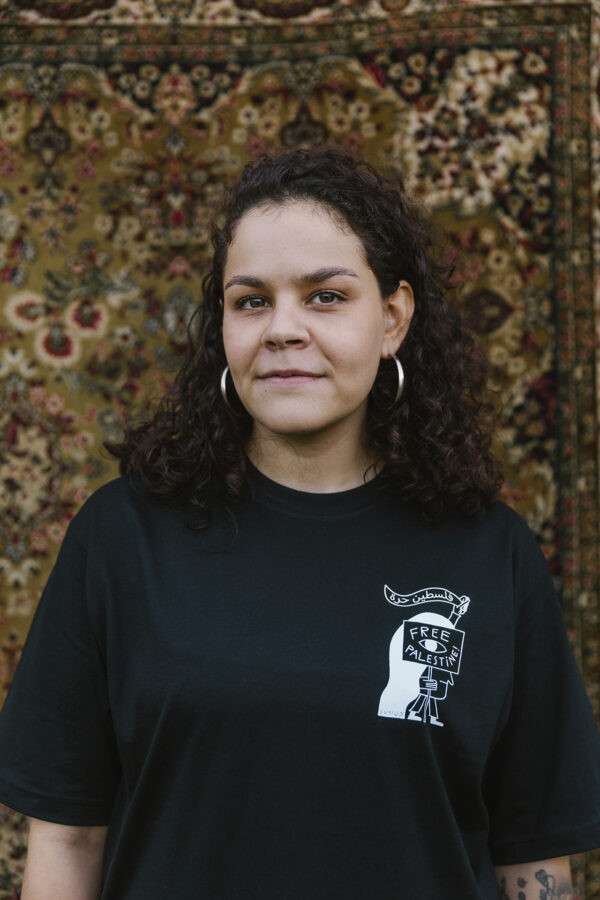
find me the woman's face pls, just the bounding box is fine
[222,200,413,448]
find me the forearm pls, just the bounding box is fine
[21,818,108,900]
[495,856,573,899]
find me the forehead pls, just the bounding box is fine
[224,200,368,274]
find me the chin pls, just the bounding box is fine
[247,397,367,441]
[246,400,330,433]
[258,418,330,437]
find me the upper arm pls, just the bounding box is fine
[484,527,600,863]
[21,818,108,900]
[0,524,120,824]
[27,816,109,847]
[494,856,573,899]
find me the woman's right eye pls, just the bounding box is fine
[236,296,268,310]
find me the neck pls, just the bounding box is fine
[246,424,378,493]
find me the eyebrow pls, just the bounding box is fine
[224,267,359,291]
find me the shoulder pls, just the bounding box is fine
[379,483,540,552]
[484,500,548,562]
[409,497,541,553]
[467,500,550,577]
[479,501,558,613]
[65,476,175,545]
[75,475,146,518]
[477,499,541,547]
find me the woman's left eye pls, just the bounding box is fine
[311,291,342,306]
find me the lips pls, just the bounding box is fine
[258,369,324,385]
[260,370,320,378]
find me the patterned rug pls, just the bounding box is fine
[0,1,598,895]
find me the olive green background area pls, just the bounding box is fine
[0,0,599,895]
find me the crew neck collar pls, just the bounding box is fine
[246,458,386,518]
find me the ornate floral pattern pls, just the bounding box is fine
[0,3,598,897]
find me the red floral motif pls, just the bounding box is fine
[35,324,80,366]
[67,301,107,335]
[154,72,196,126]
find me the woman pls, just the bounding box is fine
[0,149,598,899]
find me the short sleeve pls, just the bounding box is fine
[484,524,600,864]
[0,516,120,825]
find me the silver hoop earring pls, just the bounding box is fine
[393,356,404,403]
[220,365,231,408]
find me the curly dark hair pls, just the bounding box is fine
[108,147,502,524]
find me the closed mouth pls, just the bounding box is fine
[259,370,322,378]
[257,370,325,387]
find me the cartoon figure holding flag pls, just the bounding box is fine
[378,586,470,725]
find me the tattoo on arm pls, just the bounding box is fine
[497,867,573,899]
[534,869,573,900]
[497,876,530,900]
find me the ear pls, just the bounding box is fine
[381,280,414,359]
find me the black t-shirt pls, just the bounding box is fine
[0,469,599,899]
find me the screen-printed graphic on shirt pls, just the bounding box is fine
[378,586,470,726]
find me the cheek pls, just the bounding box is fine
[222,321,251,369]
[221,316,234,351]
[339,322,384,375]
[355,354,383,395]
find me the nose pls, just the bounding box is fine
[261,297,310,350]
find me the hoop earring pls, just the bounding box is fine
[220,365,231,408]
[393,356,404,403]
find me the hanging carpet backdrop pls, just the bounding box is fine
[0,0,599,895]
